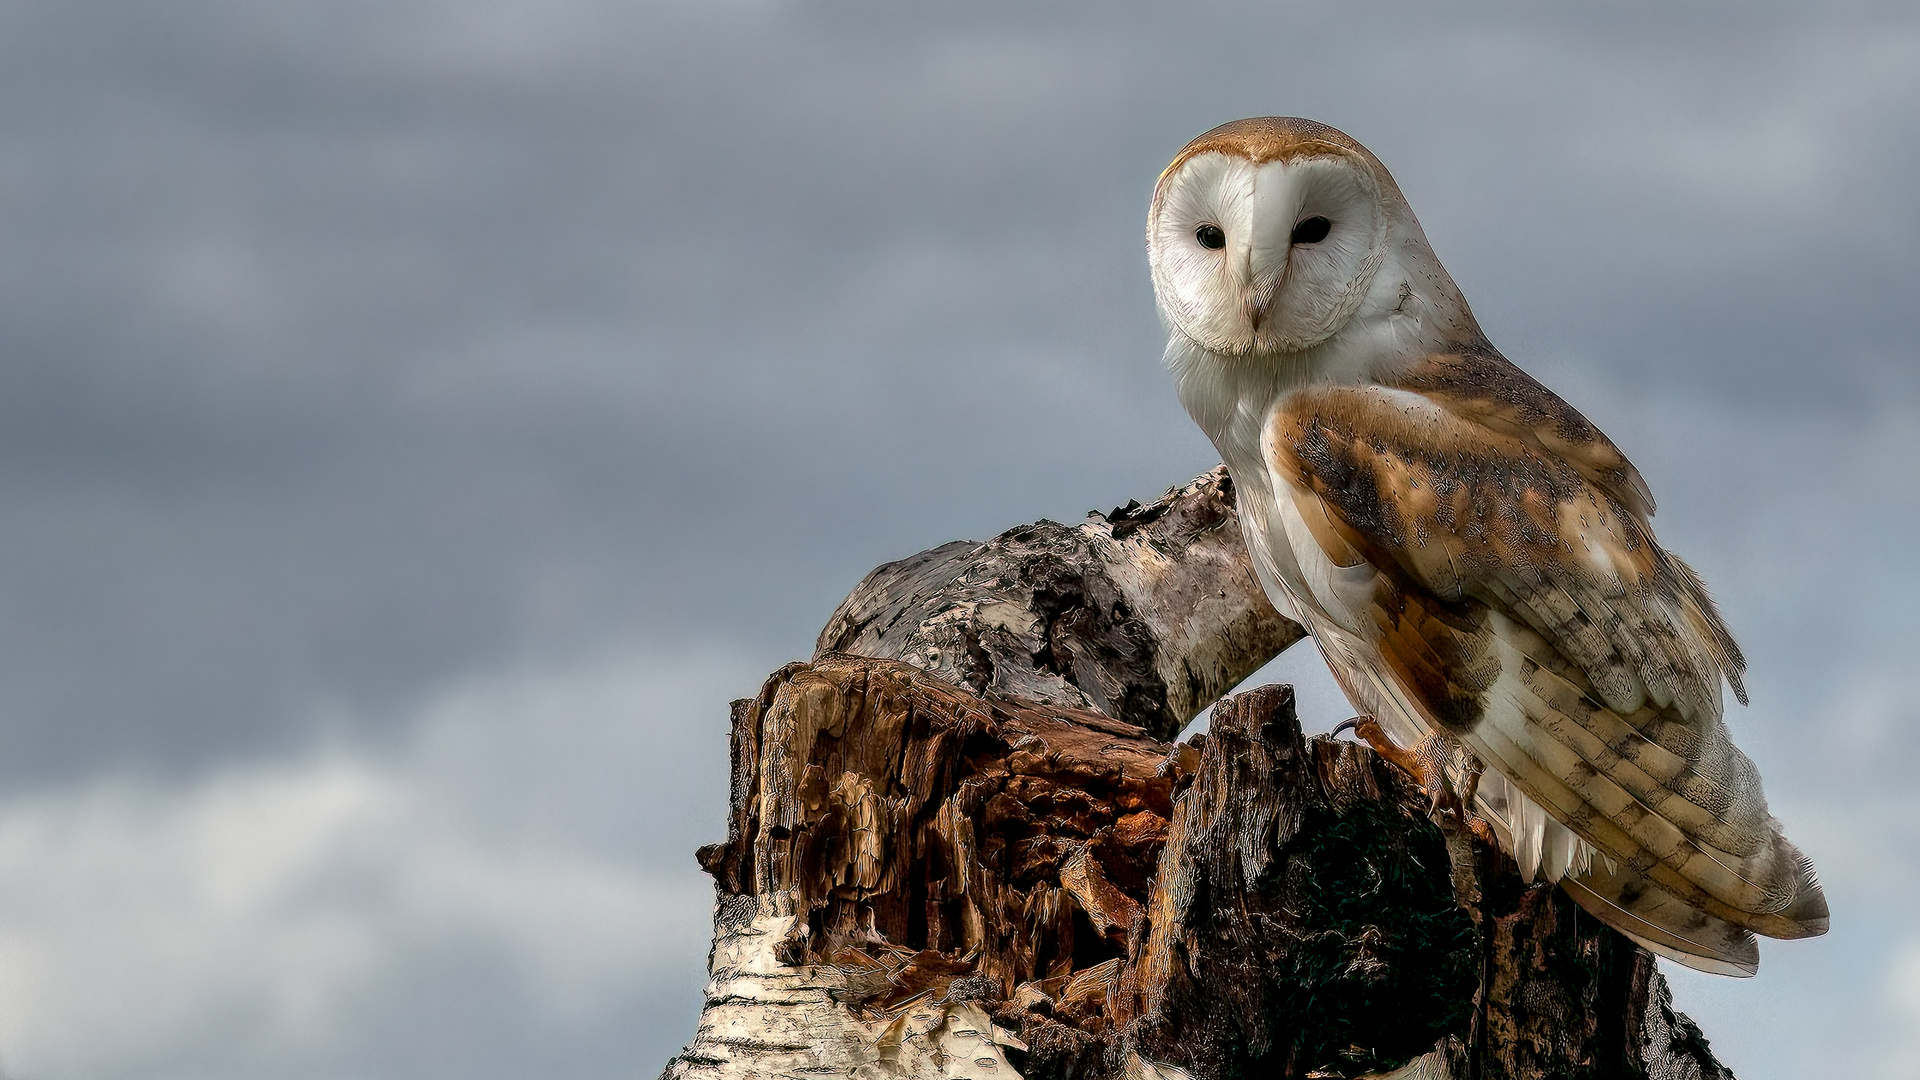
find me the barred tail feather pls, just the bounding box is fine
[1560,869,1761,977]
[1477,773,1760,976]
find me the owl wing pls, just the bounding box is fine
[1262,353,1826,972]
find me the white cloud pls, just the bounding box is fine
[0,643,755,1079]
[1870,940,1920,1080]
[0,759,394,1072]
[1891,940,1920,1019]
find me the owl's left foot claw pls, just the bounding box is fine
[1335,718,1494,842]
[1463,815,1500,848]
[1454,755,1499,847]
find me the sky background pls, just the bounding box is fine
[0,1,1915,1077]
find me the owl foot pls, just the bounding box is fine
[1452,754,1499,849]
[1333,717,1496,845]
[1332,715,1424,783]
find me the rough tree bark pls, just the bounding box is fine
[814,467,1303,741]
[660,468,1738,1080]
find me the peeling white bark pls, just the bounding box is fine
[662,900,871,1080]
[661,896,1027,1080]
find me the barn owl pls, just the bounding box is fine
[1147,117,1826,975]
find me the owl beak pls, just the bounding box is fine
[1244,240,1288,332]
[1245,282,1279,330]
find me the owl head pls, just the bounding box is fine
[1147,117,1478,363]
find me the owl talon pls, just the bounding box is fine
[1453,755,1499,846]
[1335,718,1491,838]
[1334,715,1426,780]
[1464,815,1500,848]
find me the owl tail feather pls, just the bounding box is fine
[1477,773,1764,976]
[1561,868,1759,977]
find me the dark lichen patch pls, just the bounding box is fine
[1165,790,1477,1079]
[1250,800,1479,1077]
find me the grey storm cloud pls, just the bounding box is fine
[0,1,1914,1078]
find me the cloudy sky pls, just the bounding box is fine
[0,1,1915,1077]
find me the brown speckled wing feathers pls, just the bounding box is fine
[1265,359,1826,963]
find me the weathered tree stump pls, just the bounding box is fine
[660,469,1737,1080]
[816,467,1303,741]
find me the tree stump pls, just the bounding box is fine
[660,469,1737,1080]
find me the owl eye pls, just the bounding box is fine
[1194,223,1226,250]
[1290,216,1332,245]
